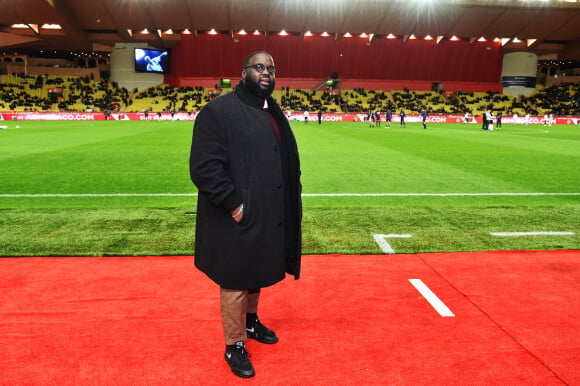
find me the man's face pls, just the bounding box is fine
[242,52,276,98]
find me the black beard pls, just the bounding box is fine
[243,73,275,98]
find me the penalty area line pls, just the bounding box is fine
[373,233,412,254]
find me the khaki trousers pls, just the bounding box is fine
[220,287,261,345]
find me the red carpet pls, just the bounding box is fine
[1,250,578,385]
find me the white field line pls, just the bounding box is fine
[490,231,575,237]
[373,233,412,254]
[408,279,455,317]
[304,192,580,197]
[0,193,197,197]
[0,192,579,198]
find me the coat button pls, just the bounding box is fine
[277,221,283,226]
[276,184,282,189]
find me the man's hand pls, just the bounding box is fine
[231,203,244,223]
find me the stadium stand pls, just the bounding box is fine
[0,74,129,113]
[1,73,578,116]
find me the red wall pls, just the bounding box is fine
[169,34,503,86]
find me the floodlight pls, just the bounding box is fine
[41,24,62,30]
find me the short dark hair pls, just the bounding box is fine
[243,51,273,67]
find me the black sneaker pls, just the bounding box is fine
[224,341,255,378]
[246,317,279,344]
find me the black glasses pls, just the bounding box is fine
[244,63,276,75]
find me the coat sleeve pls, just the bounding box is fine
[189,102,242,212]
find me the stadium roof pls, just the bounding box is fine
[1,0,579,60]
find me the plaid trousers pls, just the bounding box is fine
[220,287,261,345]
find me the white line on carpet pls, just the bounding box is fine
[0,192,579,198]
[490,231,575,237]
[409,279,455,317]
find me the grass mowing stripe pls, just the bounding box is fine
[296,123,579,195]
[0,206,577,256]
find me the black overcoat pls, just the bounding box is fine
[189,83,302,290]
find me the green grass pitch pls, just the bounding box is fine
[0,119,578,256]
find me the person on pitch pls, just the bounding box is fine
[386,108,392,128]
[189,51,302,379]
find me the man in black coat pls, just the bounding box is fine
[189,51,302,378]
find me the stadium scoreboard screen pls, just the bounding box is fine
[134,48,170,74]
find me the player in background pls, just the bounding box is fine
[421,109,428,129]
